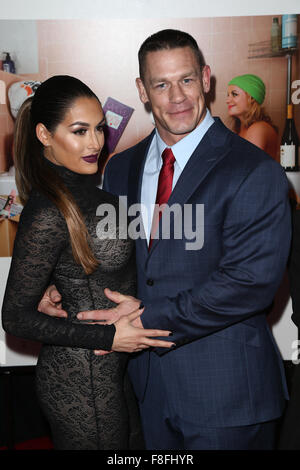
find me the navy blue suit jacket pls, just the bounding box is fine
[103,117,291,427]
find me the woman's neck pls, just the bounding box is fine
[236,114,248,135]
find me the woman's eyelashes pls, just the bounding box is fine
[73,125,104,136]
[96,124,105,133]
[73,128,87,136]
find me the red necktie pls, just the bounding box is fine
[149,148,175,250]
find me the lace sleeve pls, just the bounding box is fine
[1,193,115,351]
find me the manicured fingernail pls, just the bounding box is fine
[169,332,173,336]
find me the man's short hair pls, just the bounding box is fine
[138,29,205,81]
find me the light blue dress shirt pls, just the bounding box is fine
[140,109,215,242]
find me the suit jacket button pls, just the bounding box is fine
[147,279,154,286]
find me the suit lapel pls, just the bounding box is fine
[128,130,155,256]
[128,130,155,207]
[169,118,231,207]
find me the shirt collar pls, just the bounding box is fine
[155,109,214,170]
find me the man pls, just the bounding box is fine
[42,29,291,449]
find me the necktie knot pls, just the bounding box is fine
[162,148,175,166]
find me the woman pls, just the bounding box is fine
[1,75,173,450]
[227,74,278,160]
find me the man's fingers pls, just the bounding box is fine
[77,309,114,321]
[38,302,67,317]
[103,288,128,304]
[48,285,62,303]
[50,293,62,303]
[94,350,112,356]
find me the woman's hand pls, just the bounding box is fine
[111,308,174,353]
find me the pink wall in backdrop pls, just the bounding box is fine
[0,15,299,171]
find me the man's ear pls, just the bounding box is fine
[136,78,149,105]
[35,123,52,147]
[202,65,211,93]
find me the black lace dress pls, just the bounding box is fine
[1,161,143,450]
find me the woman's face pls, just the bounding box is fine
[226,85,250,119]
[39,96,105,174]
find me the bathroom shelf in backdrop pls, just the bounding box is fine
[248,40,297,59]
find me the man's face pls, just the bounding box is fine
[136,46,211,146]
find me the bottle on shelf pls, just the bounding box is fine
[280,104,299,172]
[271,17,281,53]
[2,52,15,74]
[0,189,16,221]
[282,14,298,49]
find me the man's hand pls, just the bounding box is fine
[38,285,67,318]
[77,288,142,327]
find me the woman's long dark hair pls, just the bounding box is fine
[14,75,101,274]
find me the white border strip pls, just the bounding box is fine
[0,0,299,20]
